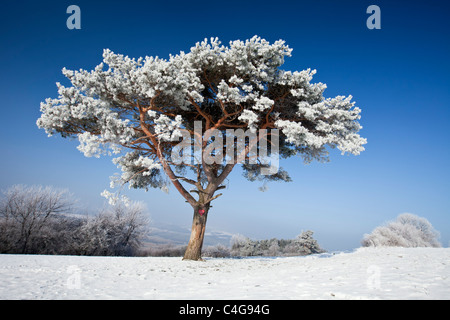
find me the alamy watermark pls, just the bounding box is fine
[367,5,381,30]
[67,5,81,30]
[366,265,381,290]
[66,265,81,289]
[67,5,380,31]
[171,121,280,175]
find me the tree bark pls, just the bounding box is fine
[183,206,209,261]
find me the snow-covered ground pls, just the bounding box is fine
[0,247,449,300]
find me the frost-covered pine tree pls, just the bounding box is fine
[287,231,324,255]
[37,36,366,260]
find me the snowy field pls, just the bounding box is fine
[0,247,449,300]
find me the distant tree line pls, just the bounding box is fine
[2,186,441,257]
[229,231,325,257]
[0,185,327,258]
[140,231,325,258]
[0,185,149,256]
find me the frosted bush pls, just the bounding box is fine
[362,213,441,248]
[202,244,231,258]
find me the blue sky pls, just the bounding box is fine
[0,0,449,251]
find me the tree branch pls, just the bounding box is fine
[139,108,197,207]
[215,163,235,187]
[188,96,212,130]
[204,193,223,205]
[173,175,197,186]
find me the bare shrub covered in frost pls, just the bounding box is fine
[78,202,149,256]
[0,185,150,255]
[202,244,231,258]
[362,213,441,248]
[0,185,74,254]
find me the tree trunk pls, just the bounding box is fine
[183,206,209,261]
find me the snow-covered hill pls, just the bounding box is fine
[0,247,449,299]
[146,222,234,247]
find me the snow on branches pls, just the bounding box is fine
[37,35,366,204]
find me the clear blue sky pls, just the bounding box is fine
[1,0,449,251]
